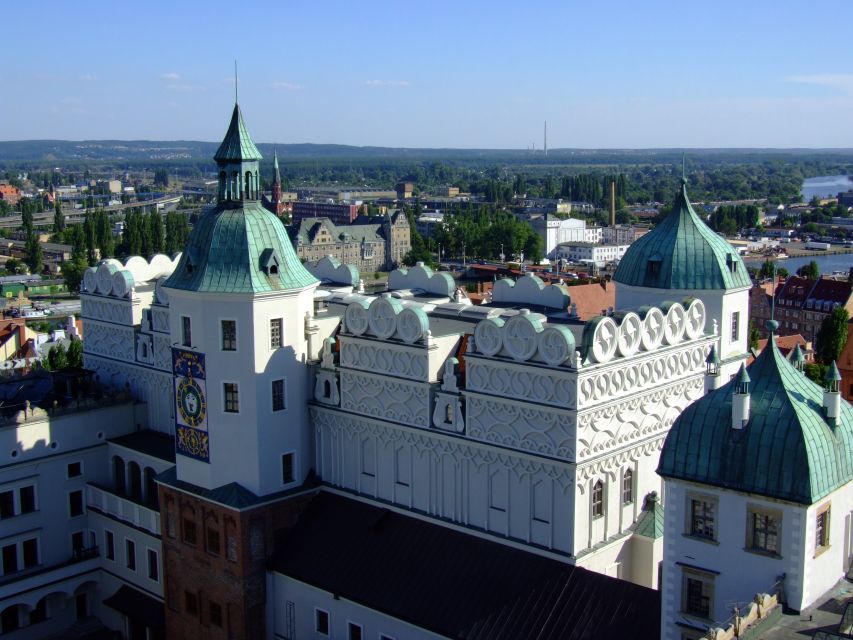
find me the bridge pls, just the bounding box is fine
[0,196,182,229]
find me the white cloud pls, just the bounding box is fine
[365,79,411,87]
[271,81,302,91]
[785,73,853,94]
[162,72,181,82]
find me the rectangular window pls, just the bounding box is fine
[731,311,740,341]
[270,318,283,349]
[105,530,115,561]
[2,543,17,574]
[747,507,781,555]
[147,548,159,581]
[221,320,237,351]
[210,601,223,627]
[272,379,285,411]
[185,591,198,617]
[282,453,295,484]
[683,574,713,618]
[0,491,13,519]
[181,316,192,347]
[348,622,363,640]
[22,538,38,568]
[19,486,35,514]
[315,609,330,635]
[592,480,604,518]
[67,461,82,478]
[206,527,220,556]
[126,539,136,571]
[689,497,716,541]
[622,470,634,505]
[71,531,85,554]
[816,505,831,553]
[224,382,239,413]
[183,519,197,546]
[69,490,84,517]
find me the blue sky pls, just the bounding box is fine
[2,0,852,148]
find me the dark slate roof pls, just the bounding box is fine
[213,103,262,162]
[103,584,164,628]
[109,430,176,463]
[288,216,387,246]
[271,492,661,640]
[658,335,853,504]
[163,201,317,293]
[156,467,320,511]
[614,180,751,291]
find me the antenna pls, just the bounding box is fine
[234,60,238,103]
[771,262,777,322]
[544,121,548,157]
[681,153,686,181]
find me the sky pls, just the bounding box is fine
[2,0,853,148]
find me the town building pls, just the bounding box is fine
[602,224,650,245]
[395,181,414,199]
[288,212,410,272]
[434,186,460,197]
[291,201,359,225]
[0,183,21,207]
[529,215,588,259]
[839,320,853,403]
[261,149,291,218]
[556,241,629,268]
[0,105,755,639]
[658,322,853,640]
[415,210,444,238]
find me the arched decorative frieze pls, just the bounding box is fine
[344,299,371,336]
[340,371,429,428]
[639,306,665,351]
[661,301,686,345]
[583,316,618,364]
[474,316,504,357]
[397,307,429,344]
[503,312,543,361]
[537,325,575,366]
[683,297,707,339]
[368,295,403,339]
[615,311,642,357]
[339,341,429,380]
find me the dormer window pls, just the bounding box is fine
[726,253,738,275]
[644,255,662,286]
[260,248,280,276]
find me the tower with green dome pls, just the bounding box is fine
[613,172,752,378]
[162,101,318,496]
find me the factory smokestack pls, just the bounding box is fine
[544,121,547,156]
[610,179,616,226]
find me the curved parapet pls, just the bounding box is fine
[491,274,570,310]
[388,262,455,297]
[111,269,135,298]
[96,261,121,295]
[306,255,359,288]
[154,277,170,305]
[82,267,98,294]
[123,256,151,283]
[149,253,177,279]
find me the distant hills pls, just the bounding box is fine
[3,140,853,165]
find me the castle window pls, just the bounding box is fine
[747,506,780,555]
[182,518,197,546]
[224,383,239,413]
[221,320,237,351]
[349,622,363,640]
[730,311,740,342]
[270,318,283,349]
[815,503,831,555]
[622,469,634,505]
[147,548,159,582]
[282,453,295,484]
[687,495,717,541]
[104,530,115,560]
[181,316,192,347]
[125,538,136,571]
[591,480,604,518]
[272,379,285,411]
[184,591,198,617]
[206,527,220,556]
[315,609,330,635]
[681,569,714,619]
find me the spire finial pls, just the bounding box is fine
[681,153,687,186]
[234,60,238,103]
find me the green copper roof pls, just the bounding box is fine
[164,201,317,294]
[614,181,752,291]
[827,361,842,383]
[658,336,853,505]
[214,104,263,162]
[634,492,664,539]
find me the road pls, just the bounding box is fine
[0,195,181,229]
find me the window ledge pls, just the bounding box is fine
[743,547,782,559]
[814,544,831,559]
[682,533,719,546]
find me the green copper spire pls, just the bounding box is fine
[273,147,281,184]
[735,363,751,394]
[791,343,805,370]
[214,104,263,162]
[827,361,842,383]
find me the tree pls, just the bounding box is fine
[4,258,22,275]
[66,339,83,369]
[816,307,850,365]
[61,258,88,293]
[153,168,170,187]
[46,343,68,371]
[148,211,164,254]
[24,233,42,274]
[748,320,761,351]
[797,260,820,279]
[53,200,65,233]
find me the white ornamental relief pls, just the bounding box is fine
[397,307,427,344]
[345,302,370,336]
[684,298,706,339]
[340,371,429,428]
[340,342,428,380]
[537,327,573,366]
[663,302,686,345]
[474,317,504,356]
[616,312,642,357]
[503,314,540,361]
[465,362,576,408]
[368,297,400,340]
[588,317,618,363]
[641,307,665,351]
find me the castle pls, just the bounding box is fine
[0,101,763,640]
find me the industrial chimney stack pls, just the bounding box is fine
[609,179,616,226]
[544,121,547,157]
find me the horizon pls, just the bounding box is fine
[2,1,853,148]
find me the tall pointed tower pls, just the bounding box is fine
[158,102,319,640]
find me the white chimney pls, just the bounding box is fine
[824,361,842,427]
[705,344,722,393]
[732,364,751,429]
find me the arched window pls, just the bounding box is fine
[245,171,253,199]
[128,461,142,502]
[445,403,454,424]
[592,480,604,518]
[622,469,634,504]
[112,456,126,495]
[0,604,21,633]
[323,380,331,398]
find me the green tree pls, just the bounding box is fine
[816,307,850,365]
[24,233,42,274]
[797,260,820,279]
[4,258,22,275]
[149,211,164,254]
[748,320,761,351]
[66,339,83,369]
[53,200,65,233]
[46,343,68,371]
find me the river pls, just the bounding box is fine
[801,174,853,201]
[752,253,852,277]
